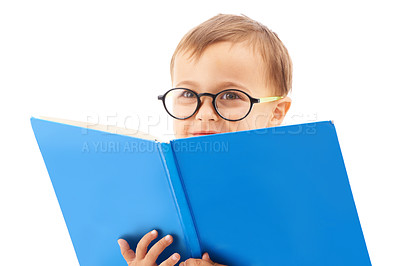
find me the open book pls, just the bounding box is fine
[31,116,371,266]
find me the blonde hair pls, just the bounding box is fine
[170,13,292,96]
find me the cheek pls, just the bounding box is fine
[173,119,192,138]
[173,120,184,136]
[242,105,272,130]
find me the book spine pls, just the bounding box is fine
[157,142,202,258]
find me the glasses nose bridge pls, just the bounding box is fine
[197,92,216,110]
[197,92,216,100]
[195,92,218,121]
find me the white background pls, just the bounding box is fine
[1,0,399,265]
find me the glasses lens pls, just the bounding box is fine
[215,90,251,120]
[164,89,198,119]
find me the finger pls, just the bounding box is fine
[159,252,181,266]
[146,234,174,262]
[136,229,158,260]
[118,239,136,263]
[202,252,213,263]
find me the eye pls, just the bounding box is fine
[181,90,196,98]
[220,91,241,100]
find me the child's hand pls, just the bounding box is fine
[179,252,227,266]
[118,229,180,265]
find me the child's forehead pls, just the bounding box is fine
[174,42,264,75]
[172,41,269,94]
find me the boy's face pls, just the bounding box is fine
[171,41,291,139]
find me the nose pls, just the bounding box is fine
[195,95,218,121]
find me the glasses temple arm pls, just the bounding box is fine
[257,96,284,103]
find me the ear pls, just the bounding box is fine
[269,96,292,127]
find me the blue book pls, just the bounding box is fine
[31,116,371,266]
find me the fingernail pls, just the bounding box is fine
[151,230,157,235]
[165,235,172,241]
[172,253,179,260]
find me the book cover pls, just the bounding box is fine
[31,117,371,266]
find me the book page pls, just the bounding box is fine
[38,116,158,141]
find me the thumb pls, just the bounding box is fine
[202,252,213,263]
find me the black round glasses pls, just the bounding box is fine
[158,88,283,122]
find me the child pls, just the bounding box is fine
[118,13,292,265]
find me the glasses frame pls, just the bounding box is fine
[158,88,284,122]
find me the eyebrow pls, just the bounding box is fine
[175,80,251,93]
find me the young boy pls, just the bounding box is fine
[118,13,292,265]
